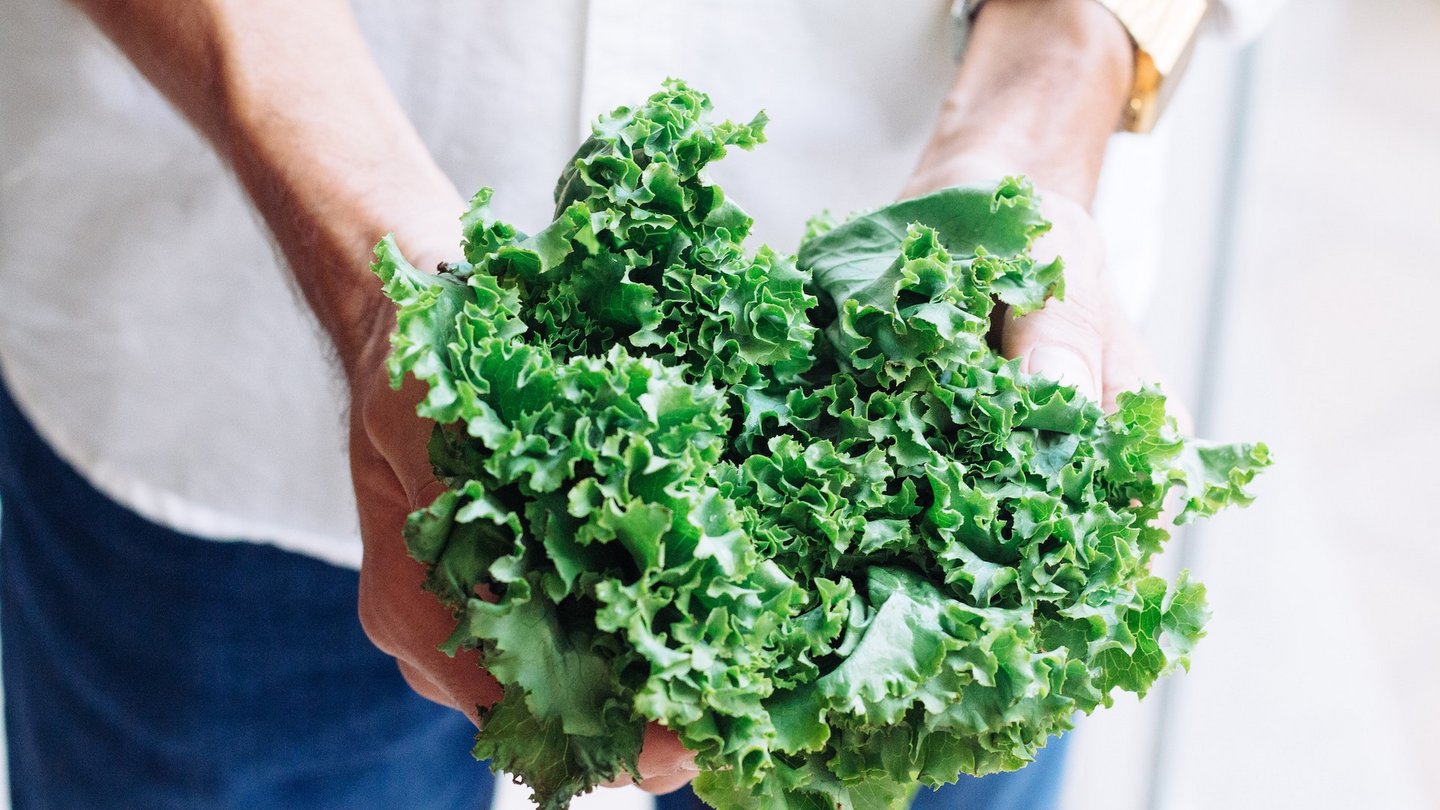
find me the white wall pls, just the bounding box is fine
[1067,1,1440,808]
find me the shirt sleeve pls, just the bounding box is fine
[1209,0,1288,42]
[952,1,1288,51]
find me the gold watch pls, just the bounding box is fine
[953,0,1210,133]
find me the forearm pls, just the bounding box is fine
[906,0,1134,205]
[72,0,462,380]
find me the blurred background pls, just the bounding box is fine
[3,0,1437,808]
[1063,0,1439,806]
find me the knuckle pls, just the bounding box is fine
[412,477,447,510]
[397,660,449,706]
[357,577,401,656]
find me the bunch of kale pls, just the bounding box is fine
[374,80,1267,810]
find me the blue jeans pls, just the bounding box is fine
[0,375,495,809]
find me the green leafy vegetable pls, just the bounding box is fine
[374,80,1268,810]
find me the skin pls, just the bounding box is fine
[902,0,1173,416]
[70,0,1167,796]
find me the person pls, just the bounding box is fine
[0,0,1278,807]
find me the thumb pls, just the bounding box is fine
[1001,194,1106,402]
[1030,346,1102,402]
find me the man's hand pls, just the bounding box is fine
[902,0,1180,416]
[907,172,1171,413]
[348,267,699,794]
[998,195,1184,419]
[348,311,498,721]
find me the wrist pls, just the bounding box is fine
[907,0,1133,204]
[229,134,461,387]
[178,1,462,385]
[348,238,457,394]
[971,0,1135,98]
[217,55,463,385]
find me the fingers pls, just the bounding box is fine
[1097,293,1153,413]
[397,658,451,706]
[352,423,502,724]
[626,723,700,794]
[361,372,444,509]
[635,772,699,796]
[1002,194,1107,402]
[1000,192,1192,432]
[1098,294,1196,434]
[359,555,501,725]
[357,513,502,724]
[351,353,504,729]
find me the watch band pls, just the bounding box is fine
[951,0,1209,134]
[1094,0,1209,132]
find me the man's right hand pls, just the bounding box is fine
[70,0,699,795]
[349,303,700,795]
[350,320,498,721]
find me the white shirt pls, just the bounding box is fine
[0,0,1279,569]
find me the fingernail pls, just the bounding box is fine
[1028,345,1099,401]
